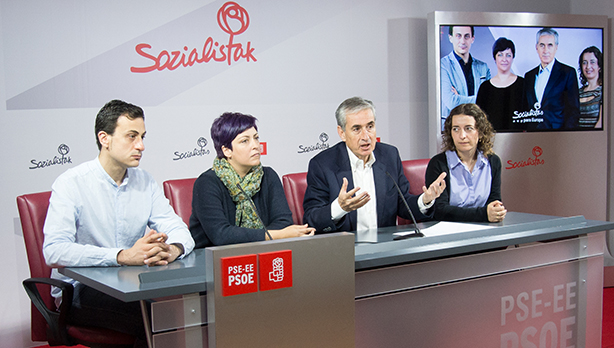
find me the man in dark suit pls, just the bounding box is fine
[302,97,446,234]
[523,28,580,130]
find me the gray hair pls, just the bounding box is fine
[536,28,559,46]
[335,97,376,129]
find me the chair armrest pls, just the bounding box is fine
[23,277,74,346]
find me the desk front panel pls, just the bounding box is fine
[355,233,605,348]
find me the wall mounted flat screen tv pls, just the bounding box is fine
[428,12,607,133]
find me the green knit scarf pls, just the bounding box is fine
[213,157,264,228]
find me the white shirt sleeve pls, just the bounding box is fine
[418,193,434,214]
[330,197,349,221]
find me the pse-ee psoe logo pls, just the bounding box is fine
[505,146,545,170]
[130,1,256,73]
[221,250,292,297]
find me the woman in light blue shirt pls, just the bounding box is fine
[425,103,506,222]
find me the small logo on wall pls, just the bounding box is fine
[29,144,73,170]
[260,142,267,155]
[131,2,257,73]
[173,137,211,161]
[297,132,330,154]
[505,146,545,170]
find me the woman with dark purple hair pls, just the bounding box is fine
[189,112,315,248]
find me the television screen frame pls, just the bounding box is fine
[428,11,608,141]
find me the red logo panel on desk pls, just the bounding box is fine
[258,250,292,291]
[221,254,258,297]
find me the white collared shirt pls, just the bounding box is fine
[341,146,378,233]
[535,60,555,105]
[331,146,431,233]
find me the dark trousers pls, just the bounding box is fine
[69,283,148,348]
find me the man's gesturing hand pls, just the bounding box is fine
[338,177,370,212]
[422,172,447,205]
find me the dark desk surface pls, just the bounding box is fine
[60,212,614,302]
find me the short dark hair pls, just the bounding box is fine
[492,37,515,59]
[442,103,495,156]
[335,97,376,129]
[95,100,144,150]
[211,112,258,159]
[578,46,603,87]
[448,26,474,37]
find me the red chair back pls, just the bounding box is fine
[163,178,197,226]
[17,191,52,341]
[282,172,308,225]
[398,159,430,225]
[403,158,430,195]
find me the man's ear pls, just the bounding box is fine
[98,131,109,149]
[337,125,346,142]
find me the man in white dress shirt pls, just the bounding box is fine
[522,27,580,129]
[43,100,195,346]
[302,96,446,236]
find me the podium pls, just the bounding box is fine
[205,232,355,348]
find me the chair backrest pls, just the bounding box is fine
[402,158,430,195]
[282,172,308,225]
[399,159,430,225]
[17,191,53,341]
[163,178,197,226]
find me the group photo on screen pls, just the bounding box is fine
[439,25,604,132]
